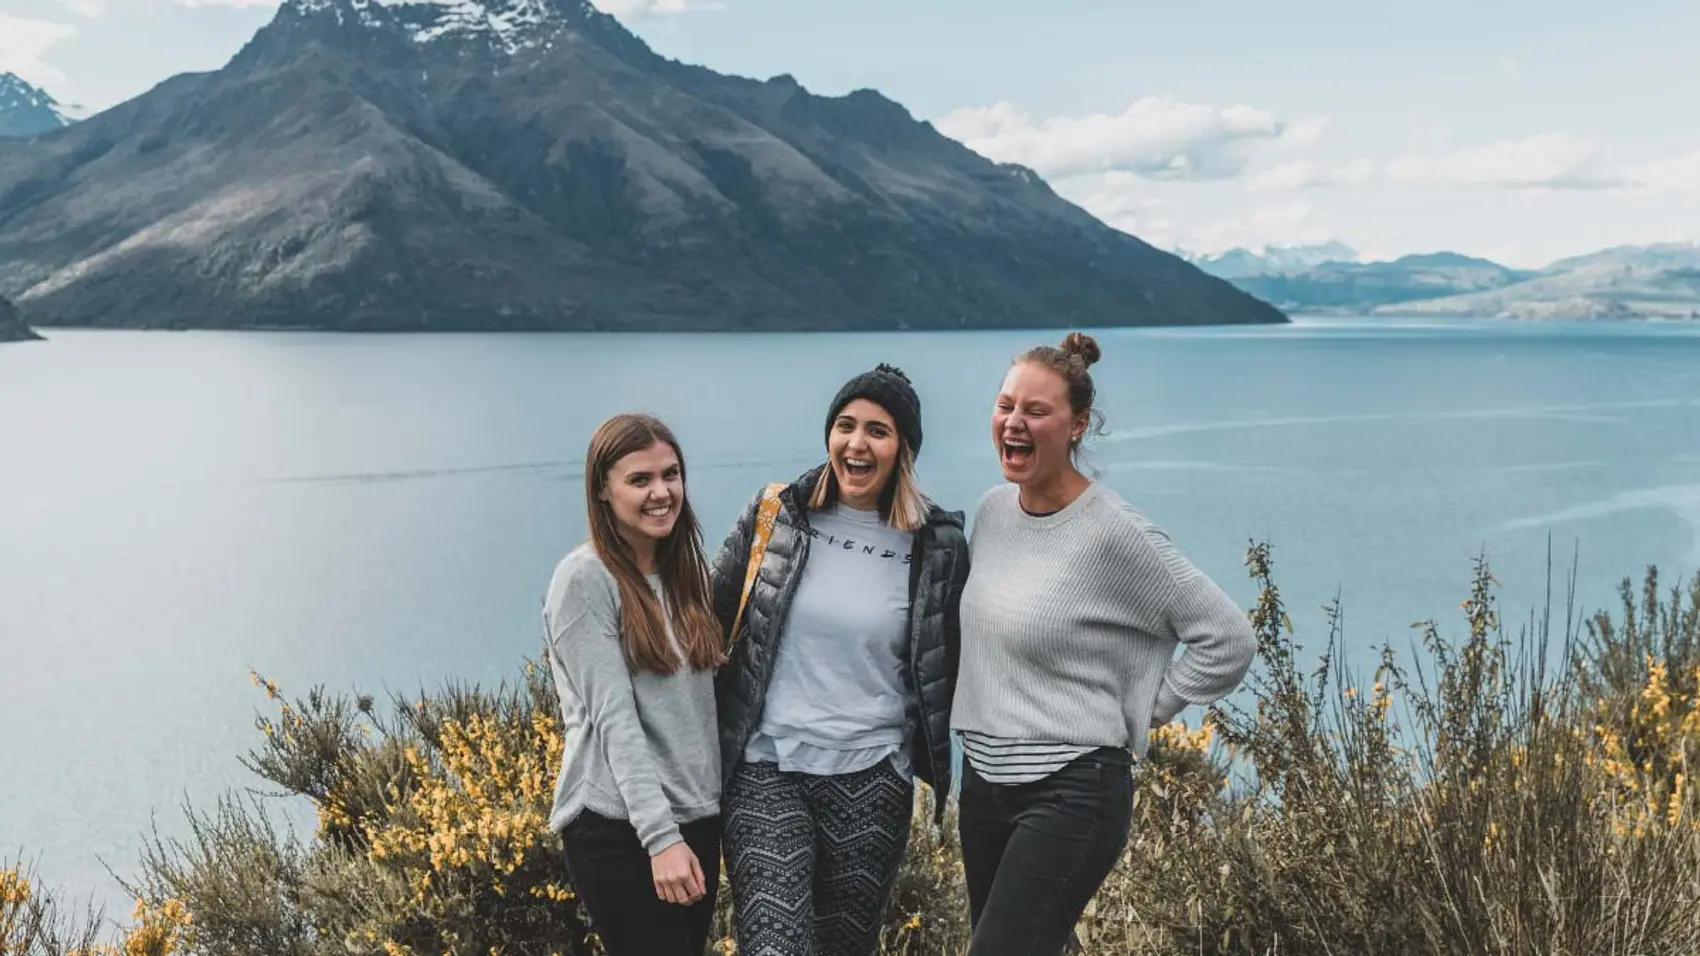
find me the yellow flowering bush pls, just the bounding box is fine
[2,866,34,948]
[238,665,596,955]
[1,862,104,956]
[117,898,191,956]
[10,549,1700,956]
[1573,566,1700,842]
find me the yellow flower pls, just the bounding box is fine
[1,866,32,908]
[120,896,192,956]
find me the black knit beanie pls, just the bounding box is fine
[825,363,923,455]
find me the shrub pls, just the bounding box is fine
[1,860,104,956]
[12,545,1700,955]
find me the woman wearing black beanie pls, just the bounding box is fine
[709,363,970,955]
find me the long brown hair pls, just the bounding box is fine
[585,414,724,675]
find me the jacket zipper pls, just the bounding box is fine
[909,522,935,800]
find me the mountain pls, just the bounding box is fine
[1378,243,1700,320]
[1539,242,1700,276]
[0,294,42,341]
[0,0,1283,332]
[0,74,74,138]
[1231,252,1536,314]
[1190,242,1358,279]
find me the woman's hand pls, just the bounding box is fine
[650,842,706,905]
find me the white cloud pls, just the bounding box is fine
[1049,171,1351,255]
[935,96,1321,183]
[1057,174,1173,237]
[1384,133,1700,197]
[1277,115,1330,151]
[1387,132,1615,189]
[1626,150,1700,197]
[0,15,76,87]
[56,0,108,18]
[175,0,284,7]
[1246,159,1373,192]
[1404,114,1455,151]
[591,0,725,14]
[73,0,723,14]
[1183,202,1343,255]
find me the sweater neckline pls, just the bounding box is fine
[1010,480,1100,529]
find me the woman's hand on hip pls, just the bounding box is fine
[650,841,706,905]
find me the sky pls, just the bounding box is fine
[2,0,1698,267]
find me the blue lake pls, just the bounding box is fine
[3,317,1699,911]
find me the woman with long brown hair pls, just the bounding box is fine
[542,412,726,956]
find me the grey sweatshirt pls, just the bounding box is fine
[543,544,720,854]
[950,482,1256,759]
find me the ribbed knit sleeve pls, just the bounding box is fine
[1128,525,1257,726]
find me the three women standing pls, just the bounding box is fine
[711,364,970,956]
[951,332,1257,956]
[542,338,1253,956]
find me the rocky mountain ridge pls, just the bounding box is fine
[0,0,1283,331]
[1195,241,1700,320]
[1381,243,1700,320]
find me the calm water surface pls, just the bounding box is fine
[3,317,1699,910]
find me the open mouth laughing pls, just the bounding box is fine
[1001,436,1034,468]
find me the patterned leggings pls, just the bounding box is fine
[723,757,914,956]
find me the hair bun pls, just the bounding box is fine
[1059,331,1101,367]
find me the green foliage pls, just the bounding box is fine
[10,546,1700,955]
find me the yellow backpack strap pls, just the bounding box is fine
[730,482,786,643]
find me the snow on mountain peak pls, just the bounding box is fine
[285,0,599,53]
[0,73,74,138]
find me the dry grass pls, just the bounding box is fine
[7,543,1698,955]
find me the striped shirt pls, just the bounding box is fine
[959,731,1097,785]
[950,482,1256,784]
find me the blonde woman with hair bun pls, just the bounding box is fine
[950,332,1257,956]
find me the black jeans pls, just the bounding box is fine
[561,810,722,956]
[957,748,1134,956]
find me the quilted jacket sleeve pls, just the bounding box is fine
[940,524,970,690]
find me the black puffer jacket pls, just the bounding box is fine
[709,464,969,822]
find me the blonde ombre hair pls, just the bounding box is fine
[808,440,928,532]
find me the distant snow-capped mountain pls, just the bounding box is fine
[0,73,74,138]
[1196,239,1700,320]
[1186,242,1360,279]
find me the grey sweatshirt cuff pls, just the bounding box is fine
[639,821,684,857]
[1150,682,1191,727]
